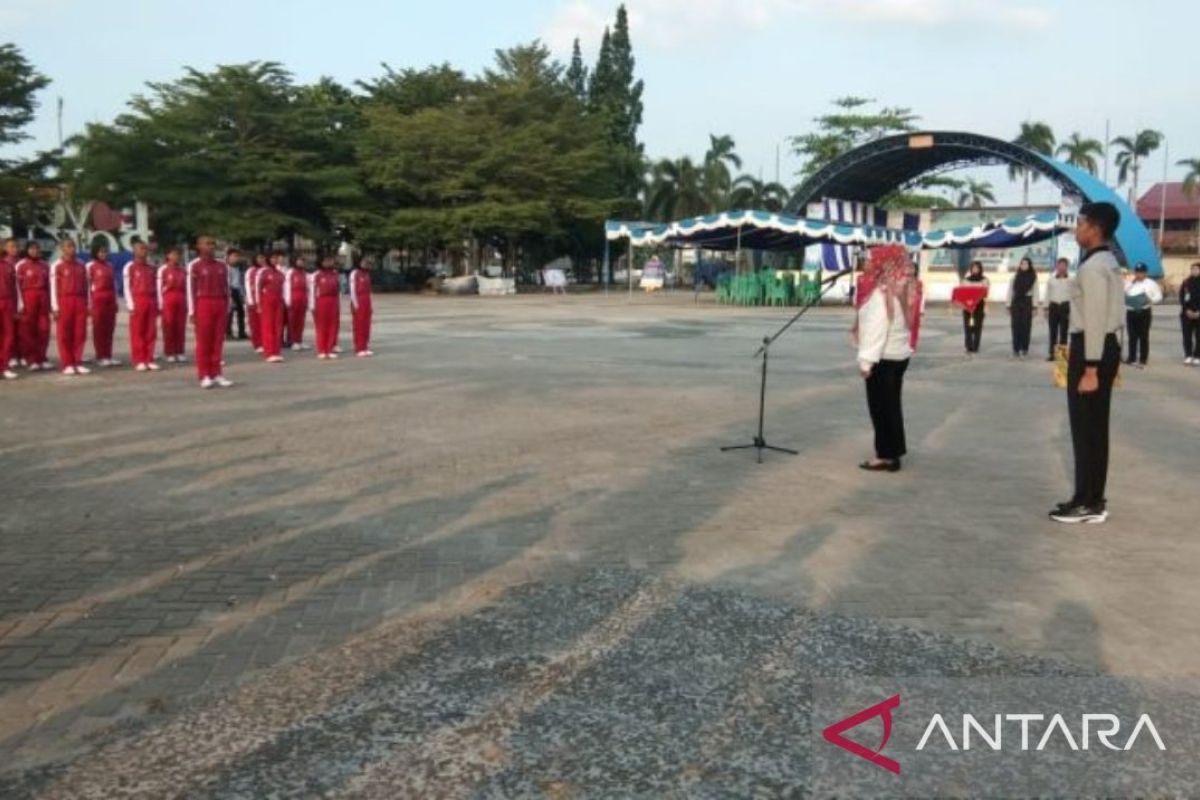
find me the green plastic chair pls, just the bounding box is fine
[715,275,733,304]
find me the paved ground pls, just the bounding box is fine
[0,292,1196,797]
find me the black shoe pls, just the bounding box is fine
[1045,355,1056,362]
[1053,499,1106,515]
[1049,505,1108,524]
[859,459,901,473]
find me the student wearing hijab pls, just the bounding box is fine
[1006,256,1038,359]
[1177,262,1200,365]
[854,245,923,473]
[960,261,989,356]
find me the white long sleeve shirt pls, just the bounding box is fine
[1124,277,1163,307]
[856,290,913,371]
[1042,275,1072,305]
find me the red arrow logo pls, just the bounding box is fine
[822,694,902,775]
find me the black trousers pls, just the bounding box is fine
[227,288,246,339]
[963,308,985,352]
[1126,309,1152,364]
[1181,314,1200,358]
[1067,333,1121,508]
[864,359,909,461]
[1010,296,1033,354]
[1047,302,1070,354]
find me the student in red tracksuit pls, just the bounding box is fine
[0,239,19,380]
[158,247,188,363]
[310,255,342,359]
[256,252,286,363]
[125,241,161,372]
[187,236,233,388]
[50,240,90,376]
[284,256,309,351]
[16,241,52,371]
[245,252,266,354]
[87,243,121,367]
[349,260,374,357]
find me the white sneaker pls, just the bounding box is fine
[255,347,264,354]
[214,375,234,388]
[2,370,17,380]
[328,352,339,359]
[96,358,110,367]
[356,351,369,358]
[6,358,16,368]
[108,359,122,367]
[363,350,374,357]
[135,363,148,372]
[28,363,41,372]
[291,344,301,352]
[200,377,215,389]
[317,353,328,360]
[147,362,162,371]
[63,366,77,376]
[267,355,284,363]
[177,356,188,364]
[75,365,92,375]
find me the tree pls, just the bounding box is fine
[1056,132,1105,175]
[790,97,919,180]
[730,175,789,212]
[357,63,474,113]
[1010,121,1056,206]
[644,157,711,220]
[703,134,742,203]
[565,38,588,102]
[956,178,996,208]
[1112,129,1163,206]
[587,5,644,212]
[1178,157,1200,255]
[0,43,53,231]
[66,62,359,245]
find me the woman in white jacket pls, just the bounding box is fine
[853,245,923,473]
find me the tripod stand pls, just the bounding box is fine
[721,269,852,463]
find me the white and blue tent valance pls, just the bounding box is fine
[605,210,1073,253]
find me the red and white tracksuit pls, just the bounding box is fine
[284,267,308,346]
[158,263,188,358]
[51,258,89,370]
[245,265,262,350]
[0,257,19,370]
[87,259,118,362]
[125,260,159,366]
[188,257,230,381]
[310,269,341,357]
[349,268,373,354]
[16,258,51,367]
[255,266,285,359]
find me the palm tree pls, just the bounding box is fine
[1111,129,1163,205]
[644,157,711,221]
[956,178,996,209]
[730,175,789,212]
[1178,157,1200,255]
[1010,121,1056,206]
[703,134,742,202]
[1056,132,1105,175]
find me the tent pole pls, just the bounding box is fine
[603,238,611,295]
[627,239,633,301]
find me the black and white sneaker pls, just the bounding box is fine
[1049,505,1108,524]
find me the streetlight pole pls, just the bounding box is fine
[1157,136,1169,254]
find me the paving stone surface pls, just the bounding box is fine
[0,293,1196,797]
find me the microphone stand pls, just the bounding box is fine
[721,268,853,463]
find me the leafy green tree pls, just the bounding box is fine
[356,63,474,113]
[1056,132,1104,175]
[956,178,996,208]
[790,97,918,180]
[0,43,53,231]
[703,134,741,203]
[1111,129,1162,206]
[644,157,711,220]
[565,39,588,102]
[1010,121,1056,206]
[730,175,789,212]
[587,5,644,213]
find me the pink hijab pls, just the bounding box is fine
[853,245,923,351]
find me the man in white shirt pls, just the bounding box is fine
[1123,262,1163,368]
[1042,257,1073,361]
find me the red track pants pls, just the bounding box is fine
[352,303,372,354]
[287,301,307,346]
[193,296,228,380]
[161,293,187,357]
[248,306,262,350]
[259,295,284,358]
[129,296,158,366]
[55,295,88,369]
[21,290,50,365]
[0,299,15,368]
[313,296,340,356]
[91,292,117,361]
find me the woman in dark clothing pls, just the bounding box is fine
[961,261,989,356]
[1181,262,1200,365]
[1007,257,1038,358]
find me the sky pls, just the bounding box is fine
[3,0,1197,206]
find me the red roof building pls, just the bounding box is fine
[1137,182,1200,223]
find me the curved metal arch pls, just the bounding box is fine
[786,131,1161,276]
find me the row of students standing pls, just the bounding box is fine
[1,236,375,387]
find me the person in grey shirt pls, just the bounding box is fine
[225,248,247,341]
[1051,202,1126,524]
